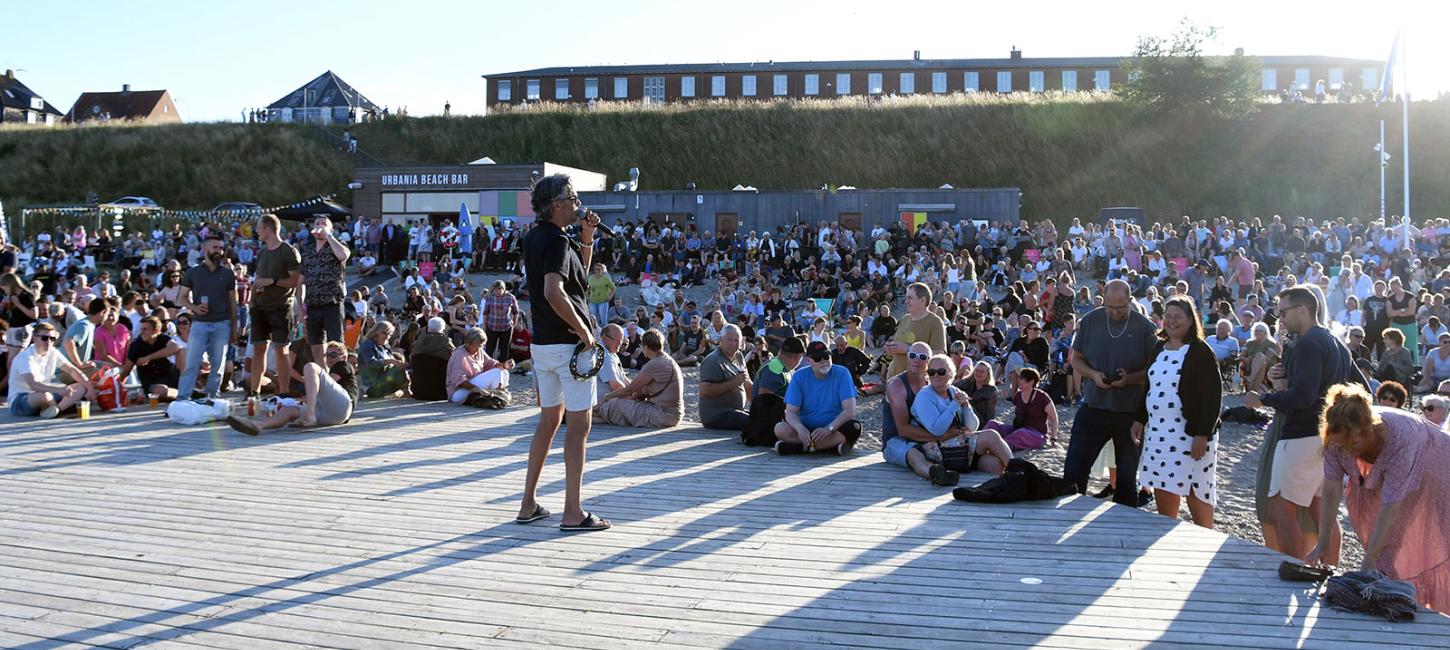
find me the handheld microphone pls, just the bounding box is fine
[577,206,619,242]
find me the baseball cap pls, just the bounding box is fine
[781,337,806,355]
[806,341,831,361]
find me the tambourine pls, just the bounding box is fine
[569,341,606,380]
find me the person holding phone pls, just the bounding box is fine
[1063,279,1159,506]
[298,216,350,367]
[516,174,609,532]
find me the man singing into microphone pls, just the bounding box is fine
[516,174,611,532]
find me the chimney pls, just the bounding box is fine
[121,84,131,93]
[1010,47,1022,60]
[3,69,12,81]
[913,50,921,61]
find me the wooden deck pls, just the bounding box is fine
[0,401,1445,649]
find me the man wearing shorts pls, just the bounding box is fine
[1247,285,1367,563]
[298,216,350,367]
[882,342,961,485]
[517,174,610,532]
[7,322,96,418]
[247,214,302,397]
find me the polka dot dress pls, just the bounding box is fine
[1136,345,1217,505]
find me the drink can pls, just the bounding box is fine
[247,397,257,417]
[201,295,210,307]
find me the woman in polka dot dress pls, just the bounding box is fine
[1132,296,1224,529]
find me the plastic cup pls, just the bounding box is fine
[149,394,159,407]
[78,400,91,420]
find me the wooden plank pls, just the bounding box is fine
[0,403,1446,649]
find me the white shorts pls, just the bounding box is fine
[531,343,596,412]
[1268,436,1324,507]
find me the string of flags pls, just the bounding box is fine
[18,193,341,224]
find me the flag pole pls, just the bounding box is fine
[1379,119,1386,221]
[1401,33,1411,251]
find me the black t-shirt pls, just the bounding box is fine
[1011,336,1051,368]
[764,299,790,319]
[523,221,590,345]
[331,360,359,402]
[127,334,177,387]
[1363,295,1391,329]
[5,292,36,327]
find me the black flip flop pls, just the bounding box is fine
[226,416,260,437]
[559,512,611,532]
[514,504,550,524]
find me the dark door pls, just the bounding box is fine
[838,212,862,234]
[716,213,738,238]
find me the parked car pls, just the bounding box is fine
[211,201,263,214]
[100,196,162,211]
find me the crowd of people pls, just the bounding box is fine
[2,188,1447,612]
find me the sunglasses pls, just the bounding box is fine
[177,320,192,325]
[808,354,831,362]
[927,368,952,377]
[34,335,56,342]
[907,352,931,361]
[556,194,581,204]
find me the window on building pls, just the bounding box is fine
[644,76,665,103]
[497,80,511,101]
[742,75,757,96]
[681,76,695,98]
[1029,71,1045,92]
[584,78,598,99]
[555,79,570,100]
[1061,70,1077,92]
[1294,68,1310,90]
[805,74,820,95]
[996,71,1012,92]
[899,72,915,94]
[712,75,726,97]
[963,72,979,92]
[836,73,851,95]
[1094,70,1111,91]
[614,77,628,99]
[1362,67,1379,92]
[1262,69,1278,91]
[526,79,540,100]
[1328,68,1344,89]
[932,72,947,93]
[774,74,788,96]
[868,73,883,94]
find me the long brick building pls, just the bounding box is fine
[483,49,1383,109]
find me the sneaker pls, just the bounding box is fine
[835,442,854,456]
[929,464,960,486]
[1136,490,1154,508]
[39,405,59,419]
[774,441,805,455]
[1092,485,1115,499]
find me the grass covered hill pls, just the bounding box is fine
[2,93,1447,223]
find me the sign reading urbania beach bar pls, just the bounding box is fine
[380,173,471,188]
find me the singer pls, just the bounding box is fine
[516,174,611,532]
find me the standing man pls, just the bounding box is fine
[1063,279,1159,506]
[1246,285,1366,562]
[177,236,238,399]
[247,214,302,398]
[298,216,350,365]
[587,263,615,332]
[884,282,947,378]
[517,174,609,532]
[481,281,520,363]
[699,323,753,431]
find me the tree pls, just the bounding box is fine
[1119,20,1262,119]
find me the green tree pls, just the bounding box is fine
[1120,20,1262,119]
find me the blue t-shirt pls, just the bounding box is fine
[784,365,855,430]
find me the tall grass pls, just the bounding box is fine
[2,96,1447,222]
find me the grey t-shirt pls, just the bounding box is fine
[699,348,746,422]
[597,350,627,395]
[1070,307,1158,413]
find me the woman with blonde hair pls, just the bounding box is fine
[1310,383,1450,613]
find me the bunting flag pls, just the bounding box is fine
[457,202,473,254]
[813,298,834,319]
[1377,33,1401,105]
[900,211,927,234]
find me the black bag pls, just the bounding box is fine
[741,393,786,447]
[952,458,1074,503]
[940,441,975,473]
[1221,405,1270,424]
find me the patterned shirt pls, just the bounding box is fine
[300,240,347,306]
[482,293,519,332]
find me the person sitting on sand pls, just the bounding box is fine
[594,328,683,428]
[980,366,1059,452]
[773,341,860,455]
[227,340,356,435]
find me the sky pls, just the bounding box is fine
[5,0,1447,123]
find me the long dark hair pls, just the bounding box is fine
[1159,295,1204,342]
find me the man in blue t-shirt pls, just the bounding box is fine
[774,341,861,455]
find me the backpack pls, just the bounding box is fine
[741,392,786,447]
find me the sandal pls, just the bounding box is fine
[559,512,611,532]
[514,504,551,524]
[226,416,260,437]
